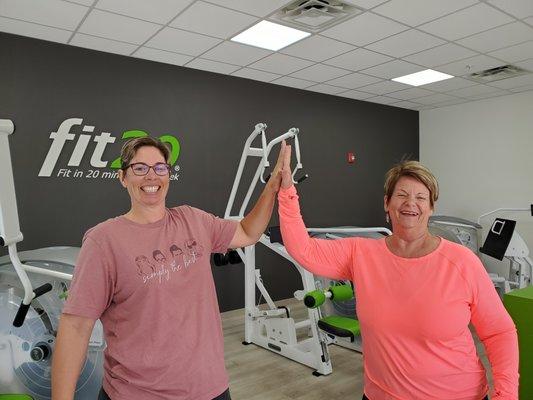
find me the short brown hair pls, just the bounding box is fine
[384,160,439,207]
[120,137,170,170]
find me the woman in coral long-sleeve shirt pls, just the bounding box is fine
[277,147,518,400]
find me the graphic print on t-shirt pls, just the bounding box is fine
[135,238,204,284]
[135,255,156,276]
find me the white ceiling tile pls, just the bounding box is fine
[487,0,533,19]
[324,48,392,71]
[249,53,314,75]
[272,76,315,89]
[436,54,505,76]
[204,0,291,17]
[133,47,193,66]
[0,16,71,43]
[446,84,502,97]
[373,0,476,26]
[146,26,221,56]
[290,64,349,82]
[415,93,460,104]
[509,83,533,93]
[68,0,96,6]
[170,1,257,39]
[342,0,389,9]
[366,95,398,105]
[0,0,87,30]
[488,41,533,63]
[326,72,382,89]
[186,58,240,74]
[392,100,423,110]
[466,90,510,100]
[280,35,355,62]
[419,3,514,41]
[386,87,434,100]
[430,98,470,108]
[231,68,280,82]
[486,73,533,89]
[403,43,477,68]
[366,29,445,58]
[321,12,408,46]
[361,59,423,79]
[338,89,375,100]
[414,105,436,110]
[457,22,533,53]
[420,77,477,91]
[516,58,533,71]
[306,84,347,95]
[96,0,192,24]
[79,9,161,44]
[358,80,411,95]
[70,33,138,55]
[201,41,271,66]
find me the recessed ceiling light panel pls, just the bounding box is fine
[392,69,454,86]
[231,20,310,51]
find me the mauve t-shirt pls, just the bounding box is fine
[63,206,238,400]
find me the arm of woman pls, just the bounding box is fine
[469,256,519,400]
[277,145,353,280]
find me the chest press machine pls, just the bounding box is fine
[222,123,390,376]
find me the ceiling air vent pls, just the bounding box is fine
[468,64,530,83]
[271,0,362,32]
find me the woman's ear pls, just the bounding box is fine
[383,195,389,213]
[118,169,127,188]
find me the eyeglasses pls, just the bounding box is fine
[126,162,171,176]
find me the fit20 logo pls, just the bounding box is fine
[38,118,181,181]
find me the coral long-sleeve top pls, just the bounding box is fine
[278,186,518,400]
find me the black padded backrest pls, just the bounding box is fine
[480,218,516,261]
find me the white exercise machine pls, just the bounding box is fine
[0,119,104,399]
[429,207,532,295]
[478,207,533,292]
[223,123,390,375]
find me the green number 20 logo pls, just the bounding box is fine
[110,130,181,169]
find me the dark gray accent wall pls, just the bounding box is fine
[0,32,418,311]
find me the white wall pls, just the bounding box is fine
[420,91,533,278]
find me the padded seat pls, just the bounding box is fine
[318,316,360,342]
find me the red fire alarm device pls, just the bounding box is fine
[347,152,355,164]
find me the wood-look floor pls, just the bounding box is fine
[221,299,492,400]
[222,299,362,400]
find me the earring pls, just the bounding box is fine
[385,213,390,223]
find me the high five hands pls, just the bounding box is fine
[267,140,294,193]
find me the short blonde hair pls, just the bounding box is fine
[120,137,170,170]
[384,160,439,207]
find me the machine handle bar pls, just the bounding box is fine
[13,283,53,327]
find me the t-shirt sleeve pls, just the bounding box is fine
[63,234,115,320]
[466,252,519,400]
[190,207,239,254]
[278,185,353,280]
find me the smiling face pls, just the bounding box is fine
[384,176,433,233]
[119,145,170,210]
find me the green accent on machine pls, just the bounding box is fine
[329,283,353,301]
[0,395,34,399]
[303,284,360,342]
[318,316,361,342]
[504,286,533,400]
[304,290,326,308]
